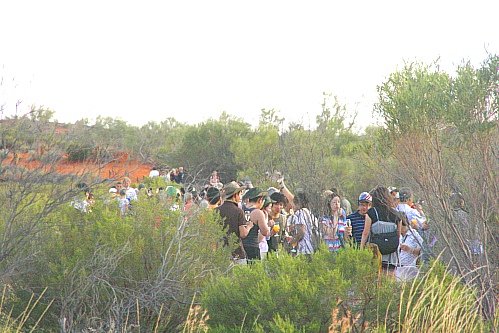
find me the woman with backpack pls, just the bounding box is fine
[361,185,404,272]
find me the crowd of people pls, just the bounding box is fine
[71,167,480,280]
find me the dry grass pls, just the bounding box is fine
[0,285,53,333]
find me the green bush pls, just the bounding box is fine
[11,190,232,332]
[201,245,400,332]
[66,143,92,162]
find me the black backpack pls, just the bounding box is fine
[369,208,399,255]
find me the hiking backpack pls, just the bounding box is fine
[369,208,399,255]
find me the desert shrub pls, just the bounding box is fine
[201,245,400,332]
[10,191,231,332]
[66,143,92,162]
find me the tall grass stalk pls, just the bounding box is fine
[397,264,484,333]
[183,294,209,333]
[0,286,52,333]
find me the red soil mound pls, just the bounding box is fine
[3,152,153,183]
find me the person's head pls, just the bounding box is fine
[357,192,372,215]
[370,185,392,209]
[116,182,123,190]
[179,167,184,172]
[322,189,333,198]
[123,177,131,188]
[398,187,413,204]
[267,187,279,197]
[119,188,127,197]
[243,187,268,209]
[152,166,157,171]
[370,185,402,221]
[184,192,193,203]
[270,192,287,215]
[212,170,217,176]
[388,186,400,206]
[387,186,397,195]
[293,192,309,210]
[191,190,198,200]
[206,187,221,206]
[222,181,246,202]
[262,195,275,213]
[325,192,341,216]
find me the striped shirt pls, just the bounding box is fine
[346,210,366,245]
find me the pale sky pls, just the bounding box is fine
[1,1,498,131]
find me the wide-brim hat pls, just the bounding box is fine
[263,195,276,208]
[242,187,268,200]
[222,181,246,199]
[206,187,220,200]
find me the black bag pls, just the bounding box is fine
[369,208,399,255]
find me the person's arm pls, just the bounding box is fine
[278,180,295,210]
[400,243,420,255]
[253,210,270,237]
[239,220,253,238]
[360,213,372,247]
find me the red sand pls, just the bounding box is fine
[3,151,153,183]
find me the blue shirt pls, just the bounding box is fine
[346,210,366,245]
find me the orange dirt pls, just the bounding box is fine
[4,152,153,183]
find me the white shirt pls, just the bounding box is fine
[396,203,425,228]
[294,208,314,255]
[149,169,160,178]
[399,227,424,266]
[126,188,138,201]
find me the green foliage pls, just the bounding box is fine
[397,261,484,332]
[375,61,453,135]
[172,112,252,184]
[10,188,232,332]
[371,54,499,320]
[201,246,400,332]
[2,54,499,331]
[235,114,281,183]
[66,143,92,162]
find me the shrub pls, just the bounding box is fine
[11,190,232,332]
[66,143,92,162]
[201,245,400,332]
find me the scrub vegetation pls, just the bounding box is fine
[0,54,498,332]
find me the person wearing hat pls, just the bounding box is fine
[269,192,288,252]
[241,187,271,261]
[396,187,426,230]
[346,192,372,245]
[206,187,221,210]
[215,181,249,263]
[388,186,400,207]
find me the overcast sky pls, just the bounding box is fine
[1,1,498,131]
